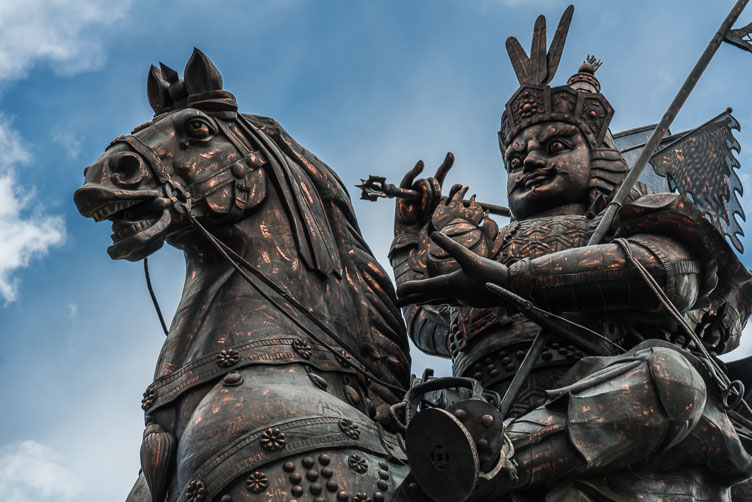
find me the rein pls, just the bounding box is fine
[117,119,407,397]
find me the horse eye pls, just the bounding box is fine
[186,119,212,139]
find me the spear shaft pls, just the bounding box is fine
[588,0,750,245]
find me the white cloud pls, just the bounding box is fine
[0,0,133,80]
[52,128,82,160]
[0,116,65,303]
[0,440,84,501]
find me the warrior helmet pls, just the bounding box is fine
[499,5,628,207]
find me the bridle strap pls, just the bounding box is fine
[115,118,407,396]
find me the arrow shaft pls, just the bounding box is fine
[380,183,512,217]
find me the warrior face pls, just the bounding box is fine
[505,121,591,220]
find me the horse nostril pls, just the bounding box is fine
[110,153,145,187]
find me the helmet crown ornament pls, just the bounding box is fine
[499,5,614,151]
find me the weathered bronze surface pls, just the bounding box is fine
[390,4,752,502]
[74,4,752,502]
[75,49,412,502]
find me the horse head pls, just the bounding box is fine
[74,49,268,262]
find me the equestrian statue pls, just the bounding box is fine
[75,49,413,502]
[74,2,752,502]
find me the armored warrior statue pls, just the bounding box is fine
[391,6,752,501]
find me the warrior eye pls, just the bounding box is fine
[186,118,213,140]
[547,139,569,155]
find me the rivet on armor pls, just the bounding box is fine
[216,348,240,367]
[246,471,269,494]
[283,461,296,472]
[473,371,482,379]
[489,368,499,377]
[318,454,331,465]
[541,350,553,361]
[516,350,526,360]
[377,469,389,480]
[310,483,323,495]
[502,356,511,364]
[338,350,351,367]
[321,467,333,478]
[348,453,368,474]
[477,438,489,452]
[231,162,248,179]
[377,479,389,491]
[259,428,286,451]
[222,370,243,387]
[454,409,467,420]
[337,491,350,501]
[373,493,384,502]
[378,461,388,470]
[291,485,304,497]
[185,479,206,502]
[353,493,369,502]
[141,388,156,410]
[326,480,339,492]
[481,414,495,428]
[339,418,361,440]
[292,339,312,359]
[505,363,516,372]
[485,363,495,373]
[344,384,361,405]
[308,371,329,390]
[289,473,302,485]
[220,496,232,502]
[302,456,315,468]
[306,470,319,481]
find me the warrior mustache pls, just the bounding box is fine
[509,165,569,189]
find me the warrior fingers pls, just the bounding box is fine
[430,231,482,270]
[447,184,464,202]
[400,159,425,188]
[434,152,454,187]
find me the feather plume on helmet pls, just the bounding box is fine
[499,5,629,208]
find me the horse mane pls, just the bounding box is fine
[245,113,411,392]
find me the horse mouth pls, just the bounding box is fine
[107,207,172,261]
[74,185,174,261]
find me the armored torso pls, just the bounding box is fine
[450,214,598,416]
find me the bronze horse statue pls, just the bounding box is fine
[74,49,413,502]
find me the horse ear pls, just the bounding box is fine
[147,65,172,114]
[184,48,223,95]
[159,62,179,84]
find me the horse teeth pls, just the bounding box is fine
[92,200,140,221]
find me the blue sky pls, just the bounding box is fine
[2,0,752,500]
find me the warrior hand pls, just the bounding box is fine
[397,231,509,307]
[427,185,499,276]
[394,152,454,234]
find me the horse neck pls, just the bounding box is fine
[170,187,345,341]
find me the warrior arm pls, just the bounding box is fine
[390,234,453,357]
[399,231,703,318]
[509,233,702,315]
